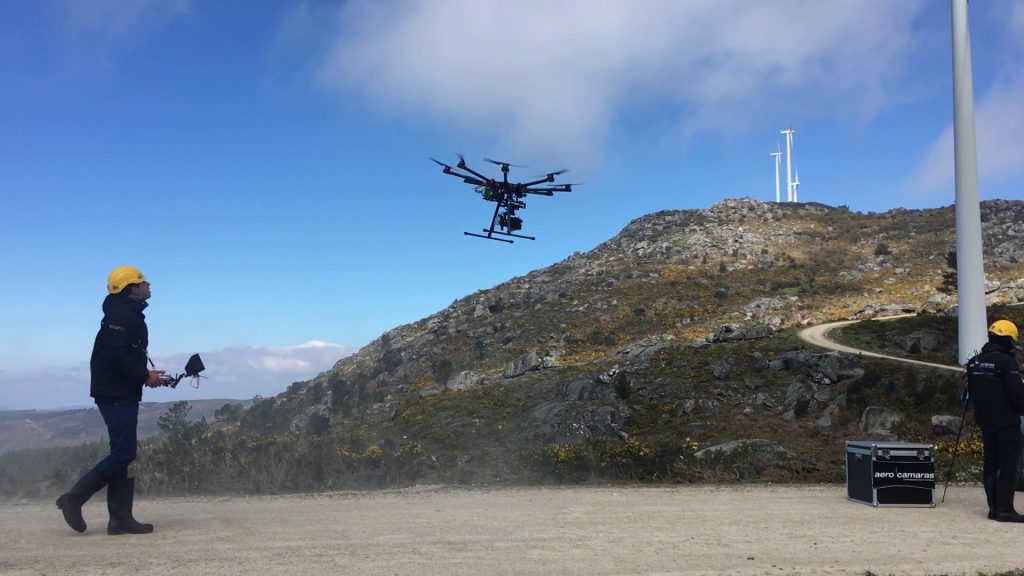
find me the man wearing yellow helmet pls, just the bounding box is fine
[966,319,1024,522]
[56,266,163,535]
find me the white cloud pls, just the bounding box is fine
[253,356,311,372]
[315,0,926,163]
[147,341,356,403]
[0,341,356,411]
[0,365,93,411]
[292,340,339,349]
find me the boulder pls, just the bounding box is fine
[768,350,862,382]
[709,323,773,343]
[784,381,811,406]
[617,334,675,361]
[446,370,483,392]
[921,292,952,314]
[855,304,917,319]
[694,439,791,459]
[713,356,738,379]
[860,406,905,436]
[564,377,596,401]
[504,350,557,378]
[902,331,941,354]
[931,415,963,436]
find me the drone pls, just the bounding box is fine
[431,155,573,243]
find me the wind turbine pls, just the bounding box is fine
[951,0,987,364]
[780,128,795,202]
[771,145,783,203]
[793,168,800,203]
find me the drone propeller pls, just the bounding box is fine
[521,168,570,187]
[543,169,569,178]
[432,156,489,185]
[484,157,526,168]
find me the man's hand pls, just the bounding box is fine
[145,370,165,388]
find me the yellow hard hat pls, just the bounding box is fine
[107,266,146,295]
[988,319,1019,342]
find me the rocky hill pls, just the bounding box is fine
[6,198,1024,495]
[326,198,1024,396]
[230,198,1024,485]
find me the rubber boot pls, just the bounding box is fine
[106,477,153,535]
[56,469,107,533]
[984,477,998,520]
[994,479,1024,523]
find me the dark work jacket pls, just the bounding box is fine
[90,294,149,402]
[967,340,1024,431]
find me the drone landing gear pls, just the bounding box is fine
[464,230,536,243]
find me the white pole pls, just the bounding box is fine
[771,151,782,203]
[951,0,988,364]
[781,129,794,202]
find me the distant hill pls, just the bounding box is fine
[0,399,250,454]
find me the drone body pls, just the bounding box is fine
[431,155,572,243]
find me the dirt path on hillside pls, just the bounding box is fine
[798,318,965,372]
[3,484,1022,576]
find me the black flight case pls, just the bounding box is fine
[846,441,935,507]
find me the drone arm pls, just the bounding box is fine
[458,163,489,181]
[436,166,480,181]
[521,176,554,187]
[457,163,492,183]
[522,187,565,196]
[431,159,487,183]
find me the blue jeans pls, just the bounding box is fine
[94,400,139,481]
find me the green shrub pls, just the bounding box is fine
[430,358,454,383]
[214,402,243,423]
[520,443,594,482]
[306,413,330,437]
[587,330,617,347]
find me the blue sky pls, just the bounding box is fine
[2,1,1023,410]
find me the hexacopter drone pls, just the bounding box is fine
[431,155,573,243]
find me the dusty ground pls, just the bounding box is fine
[2,484,1022,576]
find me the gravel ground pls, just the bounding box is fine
[3,484,1022,576]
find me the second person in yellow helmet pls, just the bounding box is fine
[966,319,1024,522]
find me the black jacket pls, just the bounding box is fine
[90,294,150,402]
[967,340,1024,431]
